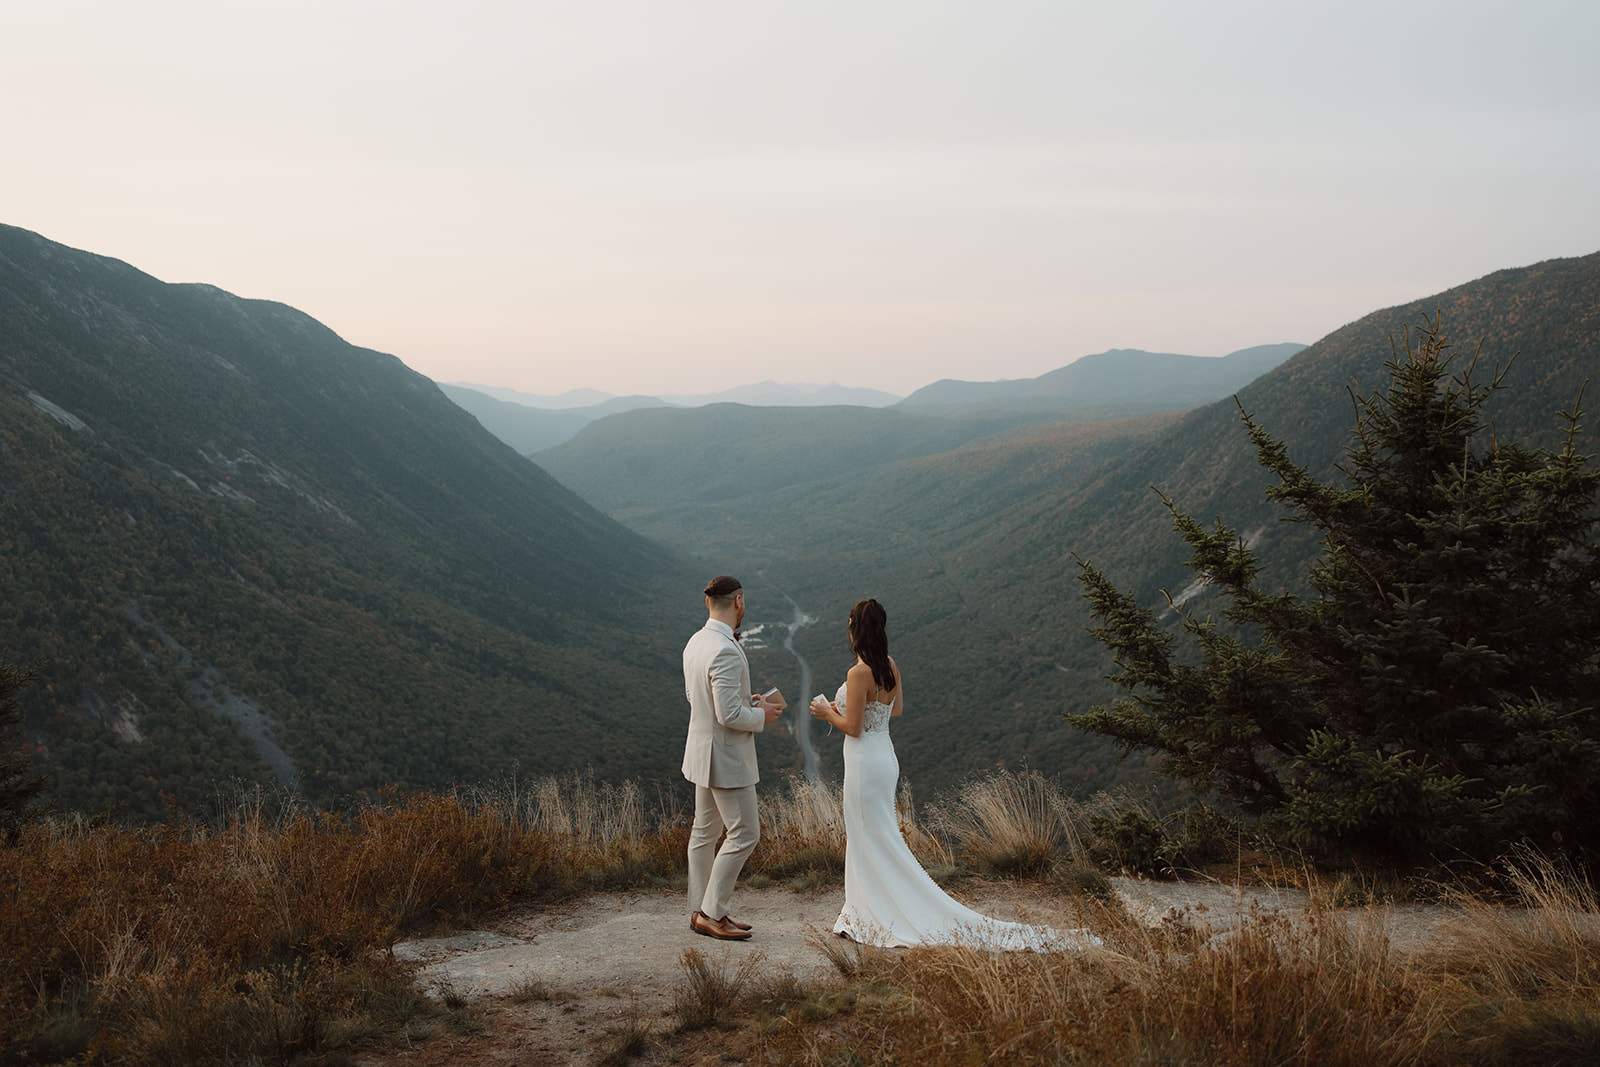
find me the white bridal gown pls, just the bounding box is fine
[832,683,1100,951]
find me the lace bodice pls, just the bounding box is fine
[836,683,895,736]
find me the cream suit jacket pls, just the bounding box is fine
[681,618,765,788]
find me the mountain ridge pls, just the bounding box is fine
[0,223,707,819]
[896,343,1305,415]
[442,380,903,455]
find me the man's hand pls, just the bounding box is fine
[752,687,786,726]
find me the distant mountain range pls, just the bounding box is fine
[449,348,1303,456]
[457,380,903,409]
[0,224,706,819]
[441,380,904,454]
[896,344,1305,416]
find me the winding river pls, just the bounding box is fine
[749,576,821,781]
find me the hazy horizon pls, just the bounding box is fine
[9,1,1597,396]
[444,338,1307,405]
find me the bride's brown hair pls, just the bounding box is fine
[848,599,896,694]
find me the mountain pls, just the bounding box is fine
[531,255,1598,801]
[455,380,901,411]
[438,385,667,454]
[659,382,902,407]
[449,383,614,409]
[0,224,710,820]
[443,381,902,456]
[534,404,1055,523]
[897,344,1305,416]
[865,253,1600,796]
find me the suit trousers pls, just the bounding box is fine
[687,783,760,920]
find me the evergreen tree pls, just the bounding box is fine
[1,653,45,839]
[1071,319,1600,865]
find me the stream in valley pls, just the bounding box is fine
[748,577,821,781]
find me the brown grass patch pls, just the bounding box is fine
[928,768,1081,876]
[0,781,682,1063]
[672,947,765,1031]
[746,852,1600,1066]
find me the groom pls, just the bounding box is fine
[682,575,784,940]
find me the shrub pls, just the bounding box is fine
[928,769,1080,876]
[672,948,764,1031]
[1073,319,1600,866]
[1088,808,1169,876]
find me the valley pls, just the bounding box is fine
[4,222,1597,820]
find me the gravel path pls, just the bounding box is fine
[370,877,1480,1065]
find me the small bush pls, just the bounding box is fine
[672,948,764,1031]
[929,769,1079,876]
[1050,860,1115,903]
[1088,808,1169,876]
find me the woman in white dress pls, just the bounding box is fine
[809,599,1098,951]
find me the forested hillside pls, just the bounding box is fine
[904,252,1600,798]
[0,224,705,820]
[536,404,1045,520]
[439,384,596,454]
[540,254,1600,802]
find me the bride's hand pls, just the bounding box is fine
[809,697,833,721]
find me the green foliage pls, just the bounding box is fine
[1088,808,1169,876]
[0,653,45,836]
[1072,318,1600,866]
[1081,802,1240,877]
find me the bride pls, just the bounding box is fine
[809,598,1099,951]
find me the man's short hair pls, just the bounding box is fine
[704,575,743,600]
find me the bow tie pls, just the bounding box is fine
[733,631,742,642]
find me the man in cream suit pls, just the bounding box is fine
[683,575,784,940]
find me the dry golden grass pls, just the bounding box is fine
[466,770,689,890]
[0,780,676,1064]
[0,770,1071,1060]
[746,776,848,882]
[746,852,1600,1066]
[928,768,1082,875]
[672,947,767,1031]
[9,771,1599,1066]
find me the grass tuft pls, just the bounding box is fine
[928,768,1080,876]
[672,947,764,1031]
[747,851,1600,1066]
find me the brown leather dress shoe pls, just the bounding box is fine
[719,915,752,931]
[691,911,752,941]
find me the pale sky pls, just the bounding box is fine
[7,1,1598,398]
